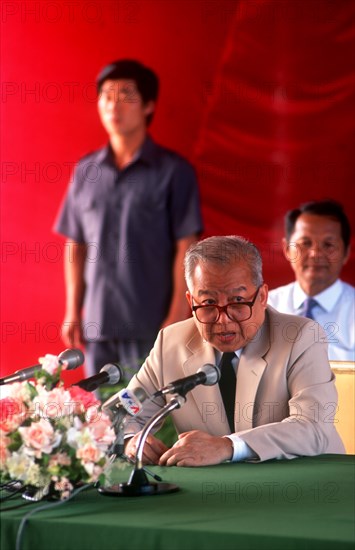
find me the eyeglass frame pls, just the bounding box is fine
[191,286,262,324]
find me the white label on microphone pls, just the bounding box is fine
[118,389,144,416]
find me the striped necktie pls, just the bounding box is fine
[218,352,237,432]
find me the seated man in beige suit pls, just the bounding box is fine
[124,235,345,466]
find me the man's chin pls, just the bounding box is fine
[211,333,245,350]
[303,265,328,274]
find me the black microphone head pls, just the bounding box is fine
[100,363,122,385]
[58,348,85,370]
[198,364,221,386]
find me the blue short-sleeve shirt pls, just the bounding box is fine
[54,135,203,340]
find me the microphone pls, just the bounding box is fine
[0,348,85,386]
[102,387,148,416]
[57,348,85,370]
[155,363,220,398]
[102,387,149,458]
[73,363,122,392]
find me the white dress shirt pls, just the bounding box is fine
[268,279,355,361]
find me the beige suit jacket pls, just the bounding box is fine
[125,306,345,461]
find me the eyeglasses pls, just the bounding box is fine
[192,286,261,324]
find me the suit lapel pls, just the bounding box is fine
[235,319,270,431]
[181,333,230,434]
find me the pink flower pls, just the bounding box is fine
[32,386,73,420]
[48,452,72,468]
[68,386,101,416]
[53,477,74,500]
[87,415,115,447]
[0,397,26,433]
[19,418,61,458]
[76,443,102,464]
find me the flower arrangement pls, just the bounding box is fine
[0,354,116,500]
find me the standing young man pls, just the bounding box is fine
[55,60,203,379]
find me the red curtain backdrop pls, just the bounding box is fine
[1,0,354,378]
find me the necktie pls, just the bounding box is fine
[301,297,318,320]
[219,352,237,432]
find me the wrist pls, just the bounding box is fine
[222,437,234,461]
[63,311,82,321]
[224,435,257,462]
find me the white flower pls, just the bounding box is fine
[1,382,33,403]
[67,425,94,449]
[6,452,50,486]
[38,354,62,375]
[81,461,104,479]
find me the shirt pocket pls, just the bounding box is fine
[79,196,105,242]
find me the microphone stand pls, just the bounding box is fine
[99,394,185,496]
[106,407,127,458]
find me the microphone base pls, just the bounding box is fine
[98,482,180,497]
[98,467,180,497]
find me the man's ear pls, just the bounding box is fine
[186,291,193,309]
[144,100,155,117]
[260,283,269,307]
[282,237,290,259]
[342,245,351,266]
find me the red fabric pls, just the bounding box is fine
[193,0,355,284]
[1,0,354,375]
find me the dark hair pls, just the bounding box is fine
[96,59,159,126]
[285,199,351,249]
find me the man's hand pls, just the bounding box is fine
[125,433,169,465]
[61,316,84,348]
[159,430,233,467]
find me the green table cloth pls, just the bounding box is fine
[1,455,354,550]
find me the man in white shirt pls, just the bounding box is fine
[268,200,354,361]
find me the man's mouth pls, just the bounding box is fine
[215,331,236,342]
[304,264,328,270]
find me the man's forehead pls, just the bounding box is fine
[294,214,342,232]
[194,260,252,275]
[192,262,253,287]
[196,285,248,296]
[101,79,138,91]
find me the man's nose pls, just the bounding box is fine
[218,309,232,323]
[308,243,324,261]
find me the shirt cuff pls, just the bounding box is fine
[224,435,256,462]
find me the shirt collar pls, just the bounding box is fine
[137,134,160,165]
[293,279,343,313]
[97,134,158,168]
[215,348,243,365]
